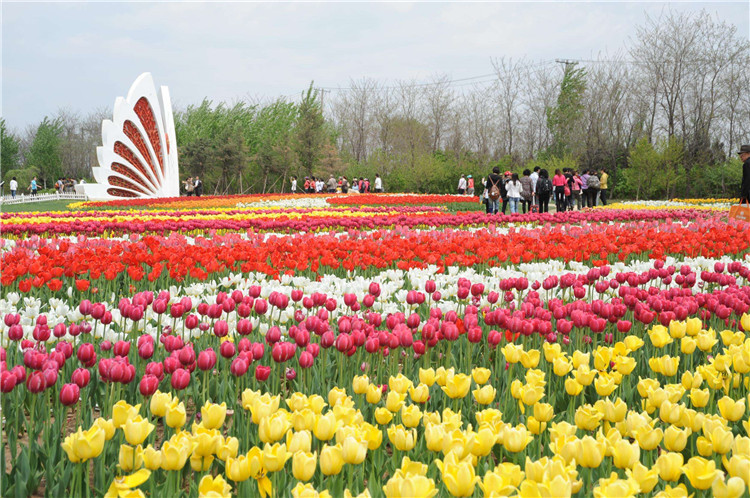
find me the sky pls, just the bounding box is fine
[2,1,748,131]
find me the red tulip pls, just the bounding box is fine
[171,368,190,390]
[255,365,271,381]
[139,374,159,396]
[197,349,217,371]
[71,368,91,388]
[59,383,80,406]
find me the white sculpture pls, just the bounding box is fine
[80,73,179,200]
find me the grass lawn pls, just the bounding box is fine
[1,200,78,213]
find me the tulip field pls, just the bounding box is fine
[1,193,750,498]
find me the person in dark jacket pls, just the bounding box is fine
[739,145,750,203]
[485,167,503,215]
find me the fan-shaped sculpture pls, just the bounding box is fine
[80,73,179,199]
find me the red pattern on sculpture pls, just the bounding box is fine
[106,188,139,198]
[134,97,164,176]
[114,142,157,186]
[123,120,159,180]
[111,163,154,193]
[107,176,148,195]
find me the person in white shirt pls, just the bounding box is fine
[457,175,467,194]
[290,176,297,194]
[374,174,383,193]
[505,173,523,214]
[316,179,324,193]
[351,178,359,193]
[9,177,18,198]
[529,167,539,205]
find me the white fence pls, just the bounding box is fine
[1,192,88,206]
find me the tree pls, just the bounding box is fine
[547,64,587,158]
[1,119,21,172]
[26,117,64,187]
[294,83,326,177]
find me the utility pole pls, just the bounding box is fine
[318,88,326,116]
[555,59,579,73]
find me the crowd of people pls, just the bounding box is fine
[477,166,609,214]
[289,174,384,194]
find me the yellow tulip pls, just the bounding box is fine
[659,400,683,425]
[686,317,702,336]
[543,342,562,363]
[142,445,162,470]
[249,393,281,424]
[533,403,554,423]
[216,435,239,461]
[565,377,583,396]
[626,462,658,494]
[441,373,472,399]
[190,453,214,472]
[472,385,496,405]
[307,395,327,414]
[741,313,750,331]
[501,344,523,364]
[119,444,144,472]
[385,391,406,412]
[683,456,721,490]
[161,436,195,471]
[61,425,106,463]
[470,425,496,456]
[718,396,746,422]
[613,356,636,376]
[594,397,627,423]
[436,454,480,497]
[576,435,605,468]
[706,424,734,454]
[681,336,697,354]
[612,439,640,469]
[104,469,151,498]
[712,476,746,498]
[722,455,750,487]
[198,474,232,498]
[502,425,533,453]
[419,368,436,387]
[292,451,317,482]
[664,425,691,452]
[328,387,348,408]
[553,357,573,377]
[388,374,413,394]
[681,371,703,390]
[383,471,438,498]
[655,452,684,481]
[287,430,312,454]
[520,350,540,369]
[472,367,491,385]
[574,366,596,386]
[518,475,572,498]
[225,454,252,482]
[313,412,339,441]
[409,383,430,404]
[574,404,603,431]
[633,425,663,451]
[341,435,367,464]
[284,392,307,413]
[572,351,590,369]
[93,418,116,440]
[112,401,141,429]
[374,407,394,425]
[526,416,546,435]
[480,463,523,496]
[191,424,220,457]
[593,472,640,498]
[623,335,644,351]
[290,483,331,498]
[259,411,291,443]
[669,320,687,338]
[697,330,718,351]
[424,423,446,452]
[200,402,227,430]
[123,416,154,446]
[387,425,417,451]
[401,404,423,428]
[399,456,428,476]
[165,399,187,429]
[263,442,290,472]
[648,325,673,348]
[365,384,383,404]
[731,435,750,458]
[291,409,316,432]
[594,374,617,397]
[319,443,344,476]
[352,375,370,394]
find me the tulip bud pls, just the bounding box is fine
[231,358,249,377]
[139,374,160,396]
[299,351,314,369]
[71,368,91,388]
[197,349,217,371]
[26,371,46,393]
[170,368,190,390]
[59,383,80,406]
[255,365,271,381]
[220,341,236,359]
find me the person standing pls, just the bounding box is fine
[457,175,467,195]
[184,177,194,196]
[29,177,38,196]
[10,177,18,198]
[552,169,566,212]
[291,176,298,194]
[571,171,583,210]
[467,175,475,196]
[529,167,540,205]
[537,169,552,213]
[485,167,503,214]
[579,170,590,208]
[194,176,203,196]
[519,169,533,214]
[598,169,609,205]
[739,145,750,202]
[587,170,600,207]
[506,173,523,214]
[327,175,337,193]
[374,174,383,193]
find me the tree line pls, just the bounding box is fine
[2,9,748,199]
